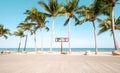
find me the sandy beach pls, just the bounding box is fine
[1,0,120,73]
[0,52,120,73]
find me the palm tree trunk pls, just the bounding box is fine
[34,31,37,52]
[111,7,119,50]
[50,17,55,52]
[0,30,2,36]
[18,37,22,52]
[34,25,37,52]
[68,18,71,53]
[24,31,28,51]
[60,41,63,54]
[92,21,98,54]
[40,28,43,52]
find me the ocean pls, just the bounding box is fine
[0,48,114,52]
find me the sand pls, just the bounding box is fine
[0,52,120,73]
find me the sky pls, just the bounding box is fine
[0,0,120,48]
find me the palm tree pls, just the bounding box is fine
[77,4,102,54]
[94,0,119,51]
[17,22,33,51]
[98,16,120,35]
[63,0,80,53]
[24,8,38,52]
[32,24,37,52]
[14,30,24,52]
[0,24,10,39]
[25,8,49,52]
[39,0,63,52]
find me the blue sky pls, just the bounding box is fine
[0,0,120,48]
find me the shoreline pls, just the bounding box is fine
[0,50,114,56]
[0,48,115,52]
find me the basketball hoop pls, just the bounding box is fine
[55,37,69,54]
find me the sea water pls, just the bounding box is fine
[0,48,114,52]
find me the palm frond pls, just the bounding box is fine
[17,22,33,31]
[115,16,120,25]
[64,18,70,26]
[98,27,109,35]
[100,4,111,16]
[44,21,49,25]
[14,30,24,37]
[75,18,89,26]
[44,26,49,31]
[43,12,52,17]
[72,15,80,25]
[76,6,86,15]
[39,0,62,17]
[24,10,31,14]
[38,1,51,14]
[115,25,120,30]
[0,24,10,39]
[96,18,103,23]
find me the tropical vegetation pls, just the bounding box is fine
[38,0,63,52]
[17,22,33,51]
[63,0,80,53]
[25,8,49,52]
[1,0,120,55]
[13,30,24,52]
[98,16,120,35]
[0,24,10,39]
[76,4,101,54]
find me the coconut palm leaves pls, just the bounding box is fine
[77,4,103,54]
[25,8,49,52]
[0,24,10,39]
[39,0,62,52]
[38,0,63,17]
[98,18,111,35]
[115,16,120,30]
[94,0,119,50]
[105,0,119,50]
[63,0,80,53]
[17,22,33,51]
[14,30,24,52]
[98,16,120,35]
[64,0,80,25]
